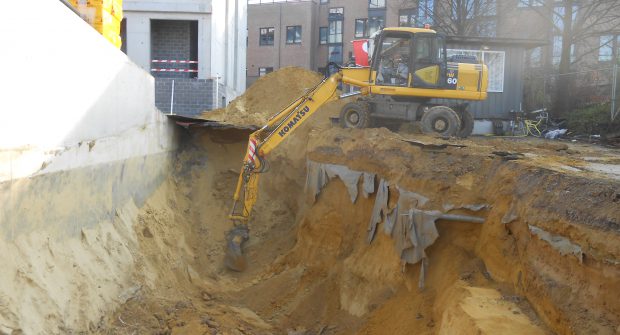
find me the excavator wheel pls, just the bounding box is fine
[339,102,370,129]
[456,108,474,138]
[420,106,461,137]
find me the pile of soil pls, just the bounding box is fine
[201,67,324,127]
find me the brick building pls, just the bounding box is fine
[247,0,620,117]
[123,0,247,116]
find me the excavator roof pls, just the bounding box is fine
[382,27,437,34]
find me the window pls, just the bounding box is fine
[259,27,274,46]
[320,0,328,3]
[328,20,342,43]
[599,35,614,62]
[259,67,273,77]
[448,49,505,92]
[286,26,302,44]
[477,19,497,37]
[518,0,543,7]
[369,0,385,9]
[553,5,578,33]
[481,0,497,16]
[328,45,343,63]
[368,15,385,36]
[355,19,368,38]
[527,47,542,67]
[599,35,620,63]
[552,35,575,65]
[399,9,416,27]
[417,0,434,27]
[376,36,411,86]
[329,7,344,20]
[319,27,328,44]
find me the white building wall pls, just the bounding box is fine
[0,1,178,333]
[124,0,246,106]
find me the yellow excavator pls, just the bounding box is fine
[224,27,488,271]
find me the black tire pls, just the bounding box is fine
[420,106,461,137]
[339,102,370,129]
[457,109,474,138]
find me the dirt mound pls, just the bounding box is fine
[201,67,324,127]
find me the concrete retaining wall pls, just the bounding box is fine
[0,1,178,333]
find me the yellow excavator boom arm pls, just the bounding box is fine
[229,71,367,225]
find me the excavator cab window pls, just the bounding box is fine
[374,33,412,87]
[412,33,446,89]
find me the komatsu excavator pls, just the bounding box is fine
[224,27,488,271]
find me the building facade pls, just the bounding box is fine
[247,0,620,118]
[123,0,247,115]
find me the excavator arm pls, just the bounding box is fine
[225,70,368,271]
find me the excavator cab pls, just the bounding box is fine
[371,29,447,89]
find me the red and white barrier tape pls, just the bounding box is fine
[151,68,198,72]
[151,60,198,64]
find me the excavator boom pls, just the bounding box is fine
[225,71,366,271]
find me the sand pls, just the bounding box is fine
[201,67,325,127]
[90,125,620,335]
[84,67,620,334]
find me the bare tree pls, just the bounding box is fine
[390,0,498,37]
[518,0,620,116]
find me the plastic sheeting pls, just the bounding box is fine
[306,161,375,204]
[305,160,446,289]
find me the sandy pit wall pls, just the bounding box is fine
[305,128,620,335]
[0,1,178,333]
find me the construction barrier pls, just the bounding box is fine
[151,60,199,74]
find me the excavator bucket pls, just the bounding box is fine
[224,225,249,271]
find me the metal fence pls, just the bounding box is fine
[523,65,620,121]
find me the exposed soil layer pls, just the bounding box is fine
[97,67,620,335]
[96,125,619,335]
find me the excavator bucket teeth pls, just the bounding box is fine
[224,225,249,271]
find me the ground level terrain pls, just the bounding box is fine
[95,121,620,335]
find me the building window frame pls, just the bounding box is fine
[526,46,543,68]
[355,18,368,38]
[328,7,344,20]
[517,0,543,8]
[259,27,274,46]
[368,14,385,36]
[448,49,505,92]
[286,25,302,45]
[319,26,328,45]
[369,0,386,9]
[399,8,416,27]
[328,19,343,44]
[320,0,328,4]
[599,34,620,63]
[417,0,434,27]
[552,35,575,65]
